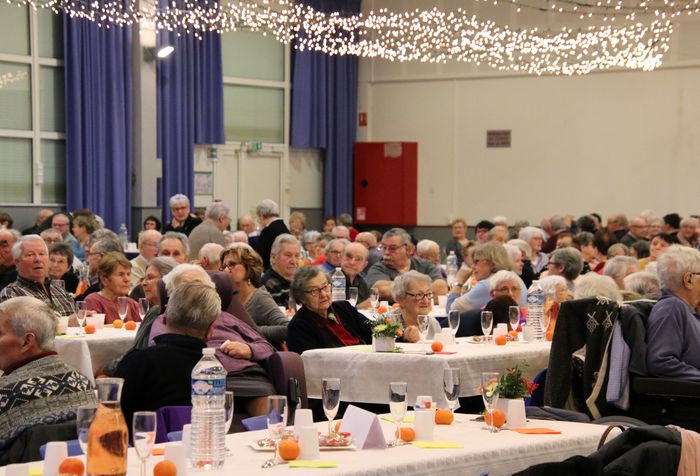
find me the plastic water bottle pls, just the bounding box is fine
[526,280,545,341]
[331,267,346,302]
[446,251,458,284]
[190,348,226,470]
[118,224,129,251]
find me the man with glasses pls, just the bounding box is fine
[337,242,371,307]
[318,239,348,273]
[0,229,20,290]
[262,234,301,306]
[51,213,80,250]
[620,216,650,248]
[130,229,161,285]
[366,228,447,300]
[163,194,202,236]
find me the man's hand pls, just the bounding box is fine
[220,341,252,359]
[403,325,420,343]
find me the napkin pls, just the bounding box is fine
[510,428,561,434]
[381,415,415,423]
[288,460,338,468]
[412,441,464,449]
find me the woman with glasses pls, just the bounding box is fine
[392,271,442,342]
[219,244,289,348]
[286,266,373,354]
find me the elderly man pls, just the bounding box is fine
[355,231,382,273]
[677,217,699,248]
[416,239,441,266]
[331,226,350,240]
[255,199,290,270]
[541,215,571,254]
[319,239,348,273]
[188,202,231,259]
[603,256,639,290]
[198,243,224,271]
[238,215,257,236]
[261,234,300,306]
[0,229,20,290]
[21,208,53,236]
[606,213,630,241]
[338,242,371,307]
[646,245,700,380]
[51,213,79,248]
[163,193,202,236]
[337,213,359,241]
[157,232,189,264]
[366,228,447,300]
[76,234,124,300]
[620,217,650,247]
[131,229,161,285]
[0,236,77,316]
[0,297,96,454]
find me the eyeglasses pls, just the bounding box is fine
[223,261,240,270]
[405,291,434,301]
[0,240,9,247]
[327,250,343,256]
[304,283,331,297]
[494,286,521,294]
[383,244,406,253]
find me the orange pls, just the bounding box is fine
[508,330,518,339]
[112,319,123,329]
[395,426,416,442]
[334,420,342,433]
[484,409,506,428]
[124,321,137,331]
[546,329,554,341]
[434,408,454,425]
[84,324,96,334]
[495,334,508,346]
[391,303,401,309]
[278,438,300,461]
[376,305,388,314]
[153,460,177,476]
[59,457,84,476]
[431,341,444,352]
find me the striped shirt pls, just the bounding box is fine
[0,275,77,316]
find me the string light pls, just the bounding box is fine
[4,0,676,75]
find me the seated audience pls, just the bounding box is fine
[301,230,320,264]
[0,229,19,290]
[545,247,583,291]
[319,238,348,273]
[0,297,96,451]
[677,217,699,248]
[288,211,307,240]
[198,243,224,271]
[607,243,631,258]
[157,231,189,264]
[483,295,519,331]
[188,202,230,260]
[604,256,639,290]
[647,216,664,237]
[337,213,359,241]
[518,226,548,275]
[338,242,371,307]
[416,239,443,271]
[322,216,336,233]
[76,232,123,300]
[573,273,622,302]
[639,232,676,270]
[619,216,650,247]
[48,243,79,293]
[646,245,700,380]
[623,271,661,300]
[541,215,570,253]
[474,220,495,244]
[488,225,509,244]
[331,225,350,240]
[286,267,372,354]
[393,271,441,342]
[507,239,535,287]
[71,215,99,261]
[630,240,650,260]
[131,257,178,349]
[21,208,53,236]
[539,274,571,333]
[84,252,141,324]
[261,234,301,307]
[130,229,161,285]
[606,213,630,241]
[354,231,382,272]
[163,193,201,236]
[445,218,469,266]
[231,230,248,244]
[143,215,161,231]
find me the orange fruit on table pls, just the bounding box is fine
[153,460,177,476]
[391,303,401,308]
[485,409,506,428]
[376,305,388,314]
[112,319,123,329]
[395,426,416,442]
[278,438,300,461]
[546,329,554,341]
[59,457,85,476]
[124,321,137,330]
[431,341,444,352]
[435,408,454,425]
[508,330,518,339]
[495,334,508,346]
[84,324,96,334]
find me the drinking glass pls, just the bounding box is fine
[76,301,87,335]
[443,368,460,414]
[117,296,129,322]
[132,411,157,476]
[224,391,234,456]
[417,315,430,343]
[481,372,500,433]
[138,298,149,320]
[388,382,408,446]
[448,311,460,338]
[348,287,359,307]
[369,288,379,312]
[266,395,288,464]
[76,404,97,454]
[321,378,341,437]
[480,311,493,341]
[508,306,521,333]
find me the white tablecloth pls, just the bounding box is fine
[54,327,136,383]
[302,340,551,406]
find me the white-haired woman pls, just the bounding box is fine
[518,226,548,275]
[393,271,442,342]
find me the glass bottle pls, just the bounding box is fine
[87,378,128,476]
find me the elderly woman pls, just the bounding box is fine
[286,267,372,354]
[507,239,534,287]
[518,226,548,275]
[141,257,178,306]
[71,215,98,261]
[448,242,526,312]
[84,252,141,324]
[639,232,676,271]
[220,244,288,347]
[623,271,661,300]
[445,218,470,266]
[539,274,572,333]
[646,246,700,380]
[545,247,583,291]
[289,211,307,240]
[573,273,622,302]
[392,271,442,342]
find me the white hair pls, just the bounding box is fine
[0,296,56,350]
[392,270,432,301]
[507,239,532,259]
[163,263,214,297]
[539,275,567,297]
[493,216,508,226]
[206,202,230,220]
[488,270,520,291]
[271,233,300,255]
[416,239,439,255]
[256,199,279,218]
[574,273,622,302]
[12,235,47,260]
[623,272,660,297]
[518,226,545,242]
[657,245,700,292]
[169,193,190,208]
[503,244,522,263]
[231,231,248,243]
[198,243,224,263]
[159,231,190,256]
[138,229,162,246]
[603,256,639,283]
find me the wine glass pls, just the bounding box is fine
[117,296,129,322]
[133,411,157,476]
[266,395,288,465]
[480,311,493,341]
[443,368,460,414]
[369,288,379,313]
[76,404,97,454]
[481,372,500,433]
[224,391,234,455]
[138,298,149,321]
[509,306,521,333]
[76,301,87,335]
[448,311,460,339]
[321,378,341,437]
[388,382,408,447]
[348,287,359,307]
[417,314,430,343]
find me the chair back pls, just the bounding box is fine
[265,351,308,424]
[456,309,484,337]
[208,271,259,332]
[0,420,77,465]
[241,415,268,431]
[155,406,192,443]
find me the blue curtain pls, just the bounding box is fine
[290,0,360,217]
[157,3,224,222]
[64,14,132,231]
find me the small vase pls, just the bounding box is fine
[496,397,527,428]
[372,335,396,352]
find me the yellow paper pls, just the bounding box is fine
[288,460,338,468]
[412,441,464,449]
[381,415,415,423]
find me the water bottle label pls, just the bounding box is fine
[526,294,545,305]
[191,378,225,396]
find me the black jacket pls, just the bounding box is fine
[256,219,290,270]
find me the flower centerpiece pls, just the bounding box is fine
[371,306,403,352]
[495,363,538,428]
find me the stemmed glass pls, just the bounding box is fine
[133,411,157,476]
[265,395,288,466]
[443,368,460,414]
[76,301,87,335]
[417,315,430,343]
[76,404,97,454]
[369,288,379,314]
[388,382,408,447]
[481,372,500,433]
[448,311,460,340]
[480,311,493,341]
[348,287,359,307]
[138,298,149,321]
[117,296,129,322]
[224,391,234,456]
[322,378,341,437]
[509,306,521,333]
